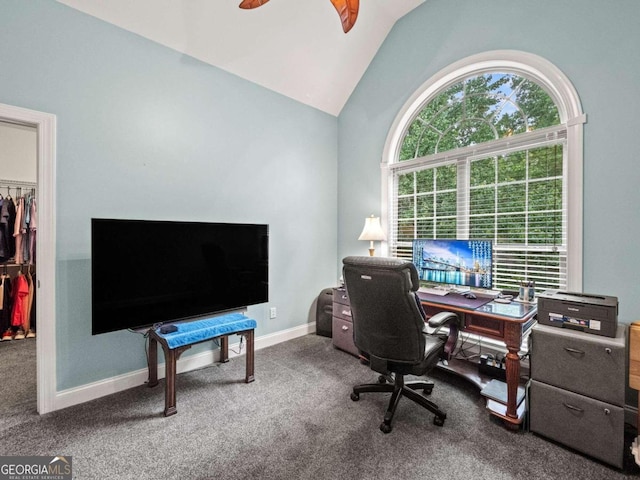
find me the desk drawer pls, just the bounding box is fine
[529,380,624,468]
[332,317,359,356]
[464,314,504,339]
[333,287,350,306]
[422,305,505,340]
[332,302,353,322]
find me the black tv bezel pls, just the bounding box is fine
[90,218,269,335]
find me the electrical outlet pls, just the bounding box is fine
[269,307,277,319]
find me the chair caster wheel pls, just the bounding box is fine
[433,415,445,426]
[424,386,433,395]
[380,422,392,434]
[350,392,360,401]
[378,375,387,384]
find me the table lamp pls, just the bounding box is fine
[358,215,386,256]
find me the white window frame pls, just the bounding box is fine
[381,50,585,291]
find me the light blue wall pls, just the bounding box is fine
[0,1,338,390]
[338,0,640,324]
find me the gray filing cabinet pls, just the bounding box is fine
[529,323,627,468]
[332,287,359,357]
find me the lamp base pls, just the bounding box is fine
[368,248,375,256]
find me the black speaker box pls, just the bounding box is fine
[315,288,334,337]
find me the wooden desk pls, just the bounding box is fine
[419,292,537,430]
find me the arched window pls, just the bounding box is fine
[382,51,585,292]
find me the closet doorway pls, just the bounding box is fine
[0,121,38,414]
[0,103,56,414]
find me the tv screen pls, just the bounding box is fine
[411,239,493,290]
[91,219,268,335]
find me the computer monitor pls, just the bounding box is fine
[411,239,493,290]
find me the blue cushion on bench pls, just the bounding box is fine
[156,313,257,349]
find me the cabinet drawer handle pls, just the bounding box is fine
[341,294,348,300]
[562,402,584,413]
[564,347,585,356]
[604,408,611,415]
[342,309,352,317]
[341,325,349,332]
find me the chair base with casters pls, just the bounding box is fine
[350,371,447,433]
[347,309,457,434]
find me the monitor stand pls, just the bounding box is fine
[418,285,449,296]
[450,285,471,294]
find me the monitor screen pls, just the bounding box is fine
[411,239,493,290]
[91,219,268,335]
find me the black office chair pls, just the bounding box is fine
[342,256,460,433]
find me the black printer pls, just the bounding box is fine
[536,290,618,337]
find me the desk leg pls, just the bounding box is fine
[147,335,159,388]
[503,322,523,430]
[244,330,255,383]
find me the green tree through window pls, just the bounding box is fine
[390,72,567,291]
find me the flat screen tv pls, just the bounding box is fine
[91,219,268,335]
[411,238,493,290]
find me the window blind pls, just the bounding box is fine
[388,131,568,292]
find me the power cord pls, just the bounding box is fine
[212,335,245,355]
[229,335,245,355]
[453,331,482,361]
[127,327,154,384]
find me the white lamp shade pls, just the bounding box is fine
[358,215,386,241]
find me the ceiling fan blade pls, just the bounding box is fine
[330,0,359,33]
[239,0,270,9]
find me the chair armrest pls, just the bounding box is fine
[426,311,460,361]
[427,311,458,329]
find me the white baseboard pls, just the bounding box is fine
[53,322,316,412]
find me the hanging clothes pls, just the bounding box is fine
[21,195,30,264]
[0,197,6,261]
[11,271,28,329]
[27,272,36,337]
[1,274,13,340]
[13,196,24,265]
[29,197,37,264]
[23,270,34,335]
[0,196,16,262]
[0,182,38,340]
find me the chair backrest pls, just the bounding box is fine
[342,256,426,365]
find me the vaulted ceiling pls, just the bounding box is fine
[56,0,425,116]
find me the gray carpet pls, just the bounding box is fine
[1,335,639,479]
